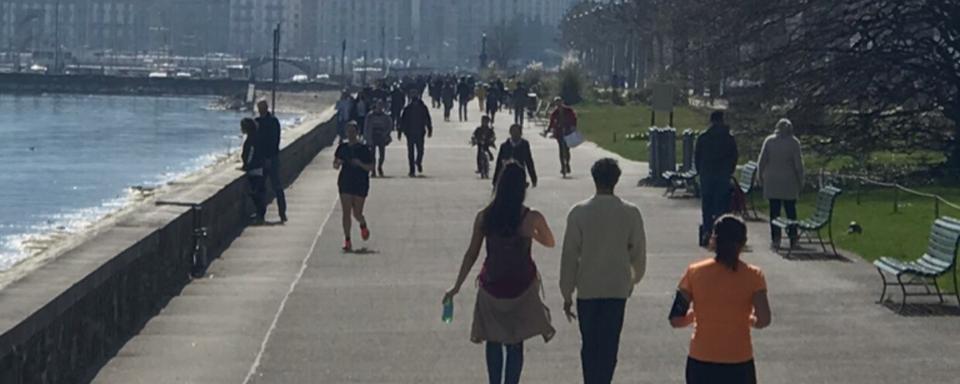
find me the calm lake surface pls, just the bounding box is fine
[0,94,268,270]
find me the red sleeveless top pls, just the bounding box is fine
[478,209,538,299]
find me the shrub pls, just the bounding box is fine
[558,64,586,105]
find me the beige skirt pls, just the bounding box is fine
[470,278,556,345]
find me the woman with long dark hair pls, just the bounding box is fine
[443,163,556,384]
[334,121,375,251]
[669,214,772,384]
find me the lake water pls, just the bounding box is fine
[0,94,285,270]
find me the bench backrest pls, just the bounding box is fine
[921,216,960,274]
[809,185,843,225]
[738,162,758,193]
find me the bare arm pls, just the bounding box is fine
[443,211,486,302]
[529,210,555,248]
[752,290,772,329]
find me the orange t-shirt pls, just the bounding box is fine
[678,258,767,364]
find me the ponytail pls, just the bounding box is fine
[713,215,747,271]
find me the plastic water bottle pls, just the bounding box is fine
[442,299,454,323]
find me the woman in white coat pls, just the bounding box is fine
[757,118,804,249]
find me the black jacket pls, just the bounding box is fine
[241,135,265,171]
[694,124,738,178]
[493,138,538,186]
[255,113,281,159]
[399,99,433,138]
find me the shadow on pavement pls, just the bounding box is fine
[881,300,960,317]
[775,247,854,263]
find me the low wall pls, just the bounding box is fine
[0,73,340,96]
[0,111,337,383]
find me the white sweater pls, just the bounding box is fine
[560,194,647,301]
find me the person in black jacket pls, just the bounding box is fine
[255,100,287,223]
[241,118,266,224]
[457,77,472,122]
[399,91,433,177]
[390,85,406,129]
[493,124,538,188]
[694,111,739,246]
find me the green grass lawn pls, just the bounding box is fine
[575,103,708,162]
[756,187,960,292]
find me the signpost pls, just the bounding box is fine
[651,82,675,126]
[272,24,281,113]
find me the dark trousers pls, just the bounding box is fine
[443,103,453,120]
[486,342,523,384]
[406,136,425,174]
[699,175,731,239]
[264,157,287,219]
[557,137,571,174]
[577,298,626,384]
[686,357,756,384]
[372,144,386,173]
[459,101,469,121]
[769,199,798,242]
[247,174,266,220]
[514,106,525,125]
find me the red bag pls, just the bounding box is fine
[729,179,747,215]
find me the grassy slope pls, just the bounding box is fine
[757,188,960,291]
[576,103,960,291]
[575,103,708,162]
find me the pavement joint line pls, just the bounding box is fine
[241,196,339,384]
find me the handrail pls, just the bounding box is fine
[817,170,960,217]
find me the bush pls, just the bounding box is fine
[558,64,586,105]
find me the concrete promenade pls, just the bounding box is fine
[93,106,960,383]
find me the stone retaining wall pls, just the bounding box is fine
[0,112,337,383]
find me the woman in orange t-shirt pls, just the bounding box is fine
[669,215,772,384]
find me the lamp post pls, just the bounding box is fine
[479,32,488,71]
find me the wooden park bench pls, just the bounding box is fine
[874,216,960,312]
[734,161,760,218]
[772,185,843,257]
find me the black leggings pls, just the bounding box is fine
[371,144,386,171]
[486,342,523,384]
[686,357,756,384]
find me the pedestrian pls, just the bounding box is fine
[669,214,772,384]
[493,124,538,188]
[471,115,497,179]
[442,80,456,122]
[334,121,375,252]
[255,100,287,223]
[458,77,472,122]
[390,85,406,129]
[240,117,266,224]
[757,118,804,250]
[430,77,443,108]
[512,82,526,126]
[365,100,394,178]
[443,163,557,384]
[546,97,576,177]
[486,86,500,124]
[398,90,433,177]
[477,82,487,113]
[694,111,738,247]
[336,91,353,141]
[560,158,646,384]
[354,92,368,136]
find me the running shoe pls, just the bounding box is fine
[343,239,353,252]
[361,225,371,241]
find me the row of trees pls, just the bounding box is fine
[560,0,960,174]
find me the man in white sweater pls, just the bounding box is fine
[560,158,647,384]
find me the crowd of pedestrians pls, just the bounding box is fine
[238,72,783,384]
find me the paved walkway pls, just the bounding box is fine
[93,106,960,383]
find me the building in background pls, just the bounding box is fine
[228,0,303,57]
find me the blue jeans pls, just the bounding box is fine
[699,175,732,240]
[486,342,523,384]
